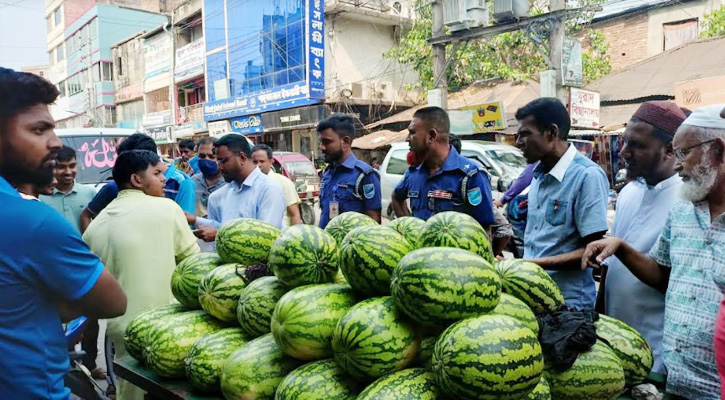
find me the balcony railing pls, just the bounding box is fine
[178,103,204,124]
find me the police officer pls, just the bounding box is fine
[317,114,382,228]
[391,107,495,231]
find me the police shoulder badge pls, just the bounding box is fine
[467,187,482,206]
[363,183,375,199]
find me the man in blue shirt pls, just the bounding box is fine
[187,133,286,240]
[317,114,382,228]
[0,67,126,400]
[515,98,610,311]
[391,107,495,231]
[79,133,196,231]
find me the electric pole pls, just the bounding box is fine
[432,0,447,109]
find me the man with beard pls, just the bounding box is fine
[583,104,725,400]
[392,107,496,233]
[0,67,127,399]
[599,101,686,377]
[317,114,381,228]
[186,134,286,241]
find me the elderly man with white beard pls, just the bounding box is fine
[583,104,725,400]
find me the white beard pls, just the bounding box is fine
[680,154,717,202]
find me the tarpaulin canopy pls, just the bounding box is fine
[352,129,408,150]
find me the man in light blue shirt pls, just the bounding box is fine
[40,146,96,232]
[187,134,286,241]
[515,98,609,311]
[603,101,686,375]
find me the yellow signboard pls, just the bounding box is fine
[461,101,507,133]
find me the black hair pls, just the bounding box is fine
[118,133,157,154]
[629,117,673,144]
[214,133,252,157]
[515,98,571,140]
[197,137,215,147]
[57,146,76,162]
[112,150,161,187]
[449,134,462,153]
[413,106,450,135]
[252,144,274,159]
[317,114,355,139]
[0,67,59,132]
[179,139,195,150]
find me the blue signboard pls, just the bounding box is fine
[230,114,263,135]
[307,0,325,99]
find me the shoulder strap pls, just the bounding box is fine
[460,167,480,204]
[354,169,379,199]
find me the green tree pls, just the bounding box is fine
[701,5,725,37]
[385,0,611,93]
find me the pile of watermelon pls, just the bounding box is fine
[124,212,654,400]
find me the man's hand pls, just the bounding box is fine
[582,237,622,270]
[185,212,197,225]
[194,225,218,242]
[493,199,504,208]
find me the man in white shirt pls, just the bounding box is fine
[602,101,686,375]
[251,144,302,229]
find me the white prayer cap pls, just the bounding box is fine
[682,104,725,129]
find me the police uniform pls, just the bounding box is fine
[319,153,382,228]
[393,146,495,227]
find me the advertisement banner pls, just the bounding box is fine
[230,114,263,135]
[144,35,172,80]
[569,88,600,129]
[208,120,231,137]
[562,37,583,87]
[143,110,172,128]
[306,0,325,99]
[175,39,205,83]
[461,101,507,133]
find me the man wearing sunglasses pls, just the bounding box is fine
[583,104,725,400]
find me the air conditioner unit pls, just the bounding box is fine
[443,0,470,32]
[372,80,394,101]
[493,0,529,22]
[339,82,367,100]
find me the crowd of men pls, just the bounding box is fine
[1,64,724,400]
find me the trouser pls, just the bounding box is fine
[109,334,146,400]
[81,318,99,370]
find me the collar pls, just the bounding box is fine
[234,167,263,191]
[339,153,358,170]
[415,146,467,175]
[538,144,578,182]
[19,192,38,201]
[0,175,20,198]
[52,181,78,195]
[117,189,146,198]
[634,173,682,191]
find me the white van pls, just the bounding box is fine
[379,141,527,218]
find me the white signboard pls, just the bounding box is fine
[569,88,600,129]
[144,34,172,79]
[208,120,231,137]
[143,110,172,128]
[175,39,205,83]
[562,37,583,87]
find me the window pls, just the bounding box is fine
[103,106,117,125]
[116,57,123,76]
[56,45,64,62]
[47,17,52,32]
[48,51,53,65]
[57,80,67,97]
[54,7,61,26]
[89,19,98,40]
[67,74,84,95]
[386,150,408,175]
[663,19,698,51]
[102,62,113,81]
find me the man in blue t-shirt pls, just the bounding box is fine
[0,67,127,400]
[79,133,195,232]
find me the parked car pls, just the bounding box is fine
[272,152,320,225]
[379,141,527,219]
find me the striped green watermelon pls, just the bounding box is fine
[417,211,494,263]
[490,293,539,336]
[432,314,544,400]
[494,259,565,315]
[184,328,249,392]
[595,314,653,386]
[268,225,338,288]
[413,335,438,369]
[545,340,625,400]
[198,264,248,322]
[220,334,303,400]
[334,268,348,284]
[339,225,412,296]
[325,211,377,244]
[123,304,187,362]
[390,247,501,327]
[357,368,439,400]
[332,296,419,379]
[526,376,551,400]
[171,253,224,309]
[271,283,357,360]
[144,311,227,378]
[236,276,287,338]
[275,359,359,400]
[389,216,425,248]
[216,218,281,265]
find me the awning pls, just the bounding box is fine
[352,130,408,150]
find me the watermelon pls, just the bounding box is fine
[275,359,359,400]
[432,314,544,400]
[526,376,551,400]
[595,314,654,386]
[339,225,412,296]
[271,283,357,360]
[545,340,625,400]
[390,247,501,327]
[268,224,338,287]
[236,276,287,338]
[490,293,539,336]
[332,296,419,379]
[198,264,248,322]
[216,218,280,265]
[417,211,494,263]
[334,268,348,284]
[184,328,249,392]
[494,259,565,315]
[413,335,438,369]
[324,211,377,244]
[123,304,187,362]
[220,334,302,400]
[357,368,439,400]
[144,310,227,378]
[389,216,425,248]
[171,253,224,308]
